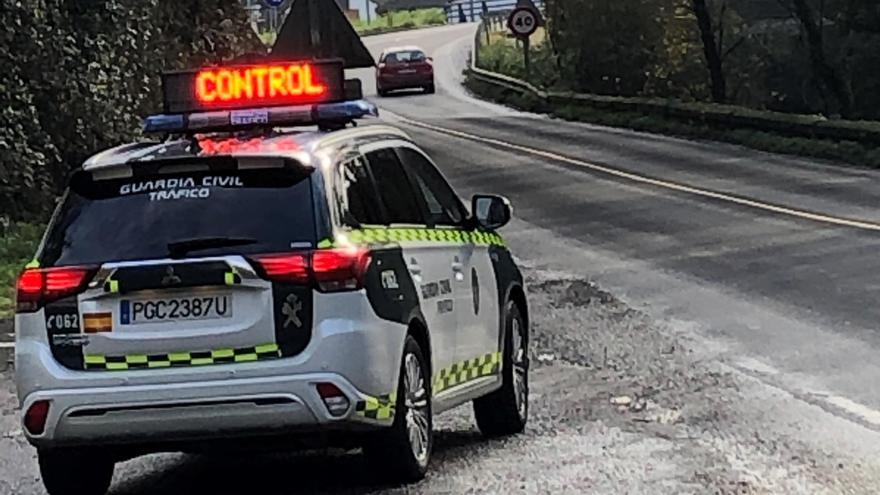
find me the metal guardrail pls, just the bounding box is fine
[467,21,880,147]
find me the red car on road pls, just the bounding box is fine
[376,46,435,96]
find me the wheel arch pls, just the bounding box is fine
[406,315,432,379]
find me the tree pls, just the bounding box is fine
[788,0,854,117]
[1,0,264,222]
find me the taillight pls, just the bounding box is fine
[251,248,371,292]
[251,253,310,284]
[16,266,95,313]
[312,248,371,292]
[315,382,350,416]
[24,400,50,435]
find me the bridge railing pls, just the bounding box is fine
[446,0,544,24]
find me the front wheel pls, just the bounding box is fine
[39,448,115,495]
[363,335,432,482]
[473,300,528,437]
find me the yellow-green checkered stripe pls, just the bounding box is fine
[84,343,281,371]
[355,392,397,420]
[341,228,504,247]
[433,351,502,395]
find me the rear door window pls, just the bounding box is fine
[338,156,384,226]
[41,167,316,266]
[397,147,466,227]
[365,148,424,225]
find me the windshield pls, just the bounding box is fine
[40,168,315,266]
[384,51,426,64]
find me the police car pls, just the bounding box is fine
[14,59,529,495]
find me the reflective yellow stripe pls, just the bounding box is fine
[212,348,234,359]
[335,227,505,248]
[434,351,503,395]
[25,259,40,269]
[82,343,282,371]
[224,272,236,286]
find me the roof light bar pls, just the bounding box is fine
[143,100,379,134]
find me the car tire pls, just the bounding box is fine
[39,448,114,495]
[473,300,528,437]
[363,335,432,482]
[424,83,435,94]
[377,87,389,97]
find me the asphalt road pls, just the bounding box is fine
[5,24,880,494]
[356,24,880,417]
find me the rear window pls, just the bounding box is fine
[384,51,426,65]
[41,167,316,266]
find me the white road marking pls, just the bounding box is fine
[0,342,14,349]
[731,355,880,429]
[823,395,880,427]
[395,115,880,232]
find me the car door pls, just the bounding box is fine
[396,146,501,377]
[362,144,459,384]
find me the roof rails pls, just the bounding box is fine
[144,99,379,135]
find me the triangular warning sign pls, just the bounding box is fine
[272,0,375,69]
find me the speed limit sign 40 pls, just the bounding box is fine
[507,7,539,38]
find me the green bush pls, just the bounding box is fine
[1,0,264,224]
[353,8,446,36]
[0,222,44,317]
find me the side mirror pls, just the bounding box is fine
[472,194,512,230]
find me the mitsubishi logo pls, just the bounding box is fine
[282,293,303,329]
[161,266,182,286]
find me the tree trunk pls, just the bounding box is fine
[691,0,727,103]
[790,0,854,117]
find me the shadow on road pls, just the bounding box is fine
[111,430,486,495]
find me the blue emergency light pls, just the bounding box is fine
[145,59,377,133]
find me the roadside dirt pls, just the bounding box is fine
[1,268,880,494]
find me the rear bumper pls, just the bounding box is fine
[21,371,389,449]
[376,74,433,90]
[14,290,408,449]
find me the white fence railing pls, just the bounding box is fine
[446,0,544,23]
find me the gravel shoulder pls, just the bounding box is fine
[2,261,880,494]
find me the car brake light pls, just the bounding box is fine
[315,382,349,417]
[312,248,371,292]
[24,400,50,435]
[16,266,96,313]
[251,248,371,292]
[251,253,310,284]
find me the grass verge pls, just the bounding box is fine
[0,223,42,318]
[353,8,446,37]
[465,76,880,168]
[258,8,447,45]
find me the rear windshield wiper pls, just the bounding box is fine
[167,237,258,258]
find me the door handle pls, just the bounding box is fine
[407,258,422,276]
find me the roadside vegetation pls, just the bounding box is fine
[0,224,42,317]
[1,1,263,316]
[470,0,880,166]
[352,8,446,37]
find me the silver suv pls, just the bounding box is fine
[15,123,529,495]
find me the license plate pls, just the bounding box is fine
[120,294,232,325]
[398,69,417,74]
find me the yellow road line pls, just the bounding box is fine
[398,116,880,233]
